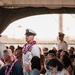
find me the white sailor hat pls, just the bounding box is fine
[25,29,36,36]
[58,32,65,37]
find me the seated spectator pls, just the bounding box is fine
[45,50,56,65]
[42,47,48,58]
[52,47,57,53]
[69,54,75,63]
[0,49,23,75]
[69,47,74,55]
[9,45,15,53]
[57,49,63,59]
[72,58,75,75]
[46,58,64,75]
[62,55,74,75]
[59,50,69,62]
[40,55,46,74]
[31,56,41,75]
[14,46,23,66]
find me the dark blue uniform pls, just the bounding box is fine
[0,61,23,75]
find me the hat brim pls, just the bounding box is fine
[59,35,64,37]
[25,33,36,36]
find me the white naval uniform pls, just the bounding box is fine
[23,44,40,67]
[23,44,40,75]
[57,41,68,51]
[23,51,32,66]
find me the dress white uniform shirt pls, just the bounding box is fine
[23,44,40,66]
[57,41,68,51]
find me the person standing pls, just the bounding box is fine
[57,32,68,51]
[22,29,40,75]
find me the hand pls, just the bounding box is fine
[24,65,31,72]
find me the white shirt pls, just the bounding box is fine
[23,51,32,65]
[62,69,70,75]
[31,44,40,58]
[56,71,64,75]
[57,41,68,51]
[45,71,64,75]
[23,44,40,66]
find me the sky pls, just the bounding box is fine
[2,14,75,40]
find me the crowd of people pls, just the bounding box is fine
[0,29,75,75]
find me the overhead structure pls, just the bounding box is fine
[0,0,75,34]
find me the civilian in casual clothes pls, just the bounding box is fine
[31,56,41,75]
[0,49,23,75]
[46,58,68,75]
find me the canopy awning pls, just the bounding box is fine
[0,0,75,8]
[0,0,75,34]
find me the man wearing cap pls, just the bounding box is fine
[57,32,68,51]
[22,29,40,75]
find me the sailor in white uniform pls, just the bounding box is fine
[22,29,40,75]
[57,32,68,51]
